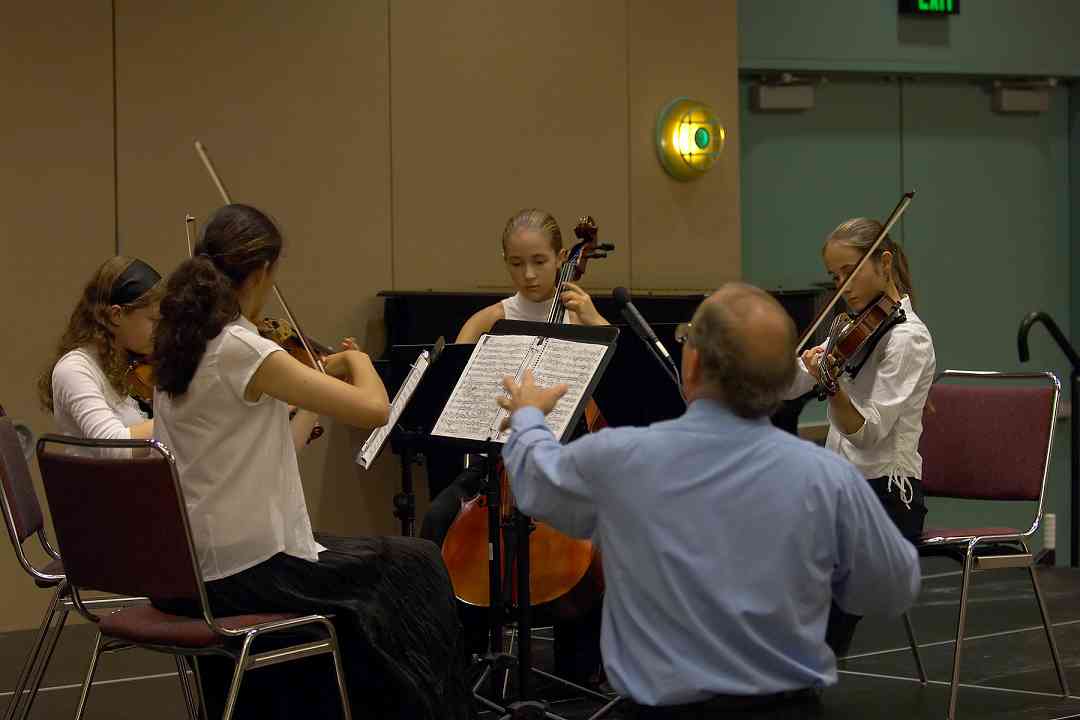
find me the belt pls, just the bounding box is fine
[622,688,821,718]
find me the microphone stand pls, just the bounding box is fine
[612,289,685,403]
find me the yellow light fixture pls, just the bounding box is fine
[655,97,725,181]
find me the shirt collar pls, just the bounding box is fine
[235,315,258,333]
[683,397,771,428]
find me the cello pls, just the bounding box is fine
[441,217,612,619]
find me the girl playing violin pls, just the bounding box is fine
[39,257,163,439]
[787,217,936,657]
[151,203,471,720]
[423,207,608,687]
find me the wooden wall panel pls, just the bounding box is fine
[0,3,115,632]
[628,0,741,291]
[114,1,399,536]
[390,0,631,295]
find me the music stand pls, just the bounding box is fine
[397,321,617,719]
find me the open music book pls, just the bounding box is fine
[356,350,431,469]
[432,333,608,444]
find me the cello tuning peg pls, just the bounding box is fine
[598,243,615,252]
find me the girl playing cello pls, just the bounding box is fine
[422,207,609,687]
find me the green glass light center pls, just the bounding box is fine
[694,127,710,149]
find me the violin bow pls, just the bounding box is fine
[796,190,916,354]
[184,214,196,258]
[193,139,326,373]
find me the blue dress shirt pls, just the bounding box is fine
[502,399,921,705]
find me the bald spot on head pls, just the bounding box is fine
[691,283,797,418]
[702,284,796,373]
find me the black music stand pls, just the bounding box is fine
[397,321,617,719]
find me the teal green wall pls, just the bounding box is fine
[740,0,1080,77]
[739,1,1077,562]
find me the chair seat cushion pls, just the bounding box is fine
[920,527,1021,543]
[99,606,299,648]
[33,558,64,588]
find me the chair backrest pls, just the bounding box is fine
[919,371,1059,504]
[0,405,45,547]
[36,435,205,604]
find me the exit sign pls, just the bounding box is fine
[899,0,959,14]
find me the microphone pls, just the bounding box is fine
[612,287,680,386]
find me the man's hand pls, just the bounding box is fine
[497,369,568,431]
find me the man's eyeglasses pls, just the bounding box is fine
[674,321,692,345]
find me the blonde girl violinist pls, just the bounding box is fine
[40,257,163,439]
[151,204,472,720]
[787,217,936,656]
[422,207,609,687]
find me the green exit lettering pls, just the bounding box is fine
[917,0,954,11]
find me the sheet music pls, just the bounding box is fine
[356,351,430,469]
[432,333,607,444]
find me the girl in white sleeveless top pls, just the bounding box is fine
[151,204,472,720]
[40,257,163,440]
[425,208,609,687]
[456,208,608,342]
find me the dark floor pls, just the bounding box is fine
[6,559,1080,719]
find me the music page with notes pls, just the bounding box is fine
[432,334,606,444]
[356,350,431,469]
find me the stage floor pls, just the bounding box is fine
[4,559,1080,719]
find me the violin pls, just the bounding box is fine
[815,293,905,397]
[442,216,613,618]
[794,191,916,398]
[125,358,155,407]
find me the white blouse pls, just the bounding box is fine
[52,348,148,439]
[153,317,323,581]
[788,296,936,502]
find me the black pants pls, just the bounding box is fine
[155,535,473,720]
[825,476,927,658]
[420,461,604,685]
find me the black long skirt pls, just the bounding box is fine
[157,534,474,720]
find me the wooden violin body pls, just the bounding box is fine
[257,317,334,443]
[125,359,155,406]
[817,293,905,396]
[441,217,612,618]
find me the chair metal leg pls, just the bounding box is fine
[73,631,105,720]
[947,545,976,720]
[1025,545,1070,697]
[191,656,209,720]
[326,629,353,720]
[902,611,928,685]
[220,637,254,720]
[585,696,625,720]
[174,656,200,720]
[3,587,66,720]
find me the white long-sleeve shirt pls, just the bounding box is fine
[51,348,147,439]
[789,296,936,483]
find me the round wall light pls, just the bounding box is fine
[655,97,725,181]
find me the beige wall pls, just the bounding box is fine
[0,3,116,632]
[1,0,737,632]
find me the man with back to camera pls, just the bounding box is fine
[496,282,921,719]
